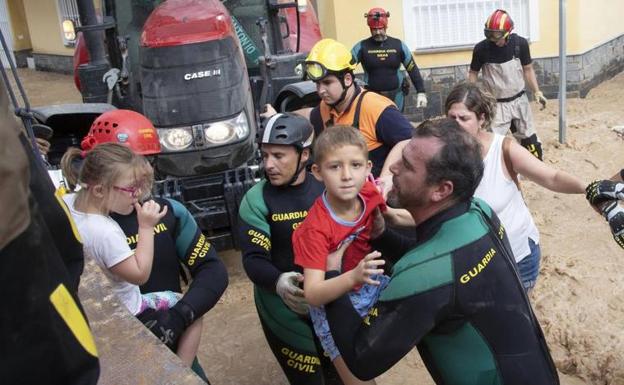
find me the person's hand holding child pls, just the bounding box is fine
[326,238,385,287]
[349,251,386,287]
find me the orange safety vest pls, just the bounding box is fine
[319,88,395,152]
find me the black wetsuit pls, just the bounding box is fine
[111,197,227,381]
[326,198,559,385]
[352,36,425,111]
[239,175,342,385]
[111,197,228,321]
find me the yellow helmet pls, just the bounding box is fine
[304,38,356,81]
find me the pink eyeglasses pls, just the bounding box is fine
[113,185,141,197]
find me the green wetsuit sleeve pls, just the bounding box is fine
[401,41,425,93]
[167,198,228,318]
[325,270,453,380]
[238,183,282,291]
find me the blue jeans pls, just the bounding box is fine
[310,275,390,360]
[516,238,541,292]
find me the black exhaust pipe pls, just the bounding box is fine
[76,0,111,103]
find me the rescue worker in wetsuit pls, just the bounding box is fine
[324,118,560,384]
[352,7,427,112]
[78,110,228,382]
[305,38,413,177]
[238,113,342,385]
[469,9,546,160]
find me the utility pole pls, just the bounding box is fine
[558,0,567,143]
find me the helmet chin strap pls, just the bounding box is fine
[327,74,352,108]
[285,150,306,187]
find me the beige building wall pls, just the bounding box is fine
[321,0,624,69]
[568,0,624,55]
[23,0,73,56]
[7,0,31,51]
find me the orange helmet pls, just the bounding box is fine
[484,9,514,41]
[365,7,389,29]
[81,109,161,155]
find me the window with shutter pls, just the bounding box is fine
[401,0,539,52]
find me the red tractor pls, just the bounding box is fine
[40,0,322,250]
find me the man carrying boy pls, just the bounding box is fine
[293,126,388,385]
[324,118,559,384]
[238,113,341,385]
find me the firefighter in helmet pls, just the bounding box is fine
[469,9,547,160]
[351,7,427,112]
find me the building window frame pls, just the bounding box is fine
[401,0,539,53]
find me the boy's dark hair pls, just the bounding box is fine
[313,125,368,164]
[413,118,484,202]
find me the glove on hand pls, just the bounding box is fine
[137,300,195,351]
[601,200,624,249]
[586,180,624,205]
[534,91,547,110]
[416,92,428,108]
[276,272,308,315]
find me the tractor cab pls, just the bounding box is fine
[67,0,321,249]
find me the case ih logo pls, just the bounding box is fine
[184,69,222,80]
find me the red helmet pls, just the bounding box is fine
[365,7,389,29]
[484,9,514,41]
[81,109,161,155]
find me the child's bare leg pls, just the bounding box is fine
[333,356,376,385]
[176,317,203,366]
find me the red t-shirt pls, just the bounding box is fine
[293,180,386,273]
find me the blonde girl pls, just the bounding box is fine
[60,143,202,366]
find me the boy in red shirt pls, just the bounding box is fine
[293,125,388,385]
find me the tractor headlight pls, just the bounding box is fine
[62,20,76,42]
[158,128,193,151]
[203,111,249,145]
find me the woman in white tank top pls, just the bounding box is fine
[445,82,586,292]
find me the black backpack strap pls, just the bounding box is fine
[352,90,369,129]
[512,34,520,59]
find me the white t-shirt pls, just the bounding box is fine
[474,134,540,262]
[63,194,143,315]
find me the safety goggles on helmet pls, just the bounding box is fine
[484,9,513,42]
[484,29,507,42]
[304,61,341,82]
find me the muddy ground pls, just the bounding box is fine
[19,67,624,385]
